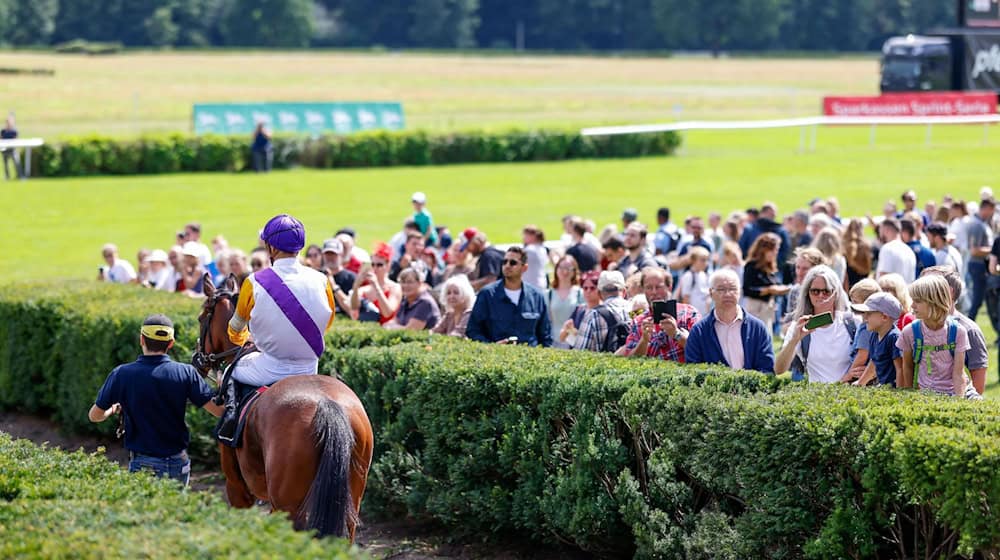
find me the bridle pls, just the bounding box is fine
[192,289,242,376]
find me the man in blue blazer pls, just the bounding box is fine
[684,268,774,373]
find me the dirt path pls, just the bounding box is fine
[0,411,584,559]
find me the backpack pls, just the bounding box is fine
[910,319,958,388]
[595,305,630,353]
[791,312,858,377]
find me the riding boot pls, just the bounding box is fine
[214,378,240,446]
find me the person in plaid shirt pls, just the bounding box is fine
[619,267,701,362]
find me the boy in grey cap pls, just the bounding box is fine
[850,292,903,387]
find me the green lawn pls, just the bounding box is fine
[0,51,879,138]
[3,124,994,283]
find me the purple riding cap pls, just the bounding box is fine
[260,214,306,253]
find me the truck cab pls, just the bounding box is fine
[880,35,953,92]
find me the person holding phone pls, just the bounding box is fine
[775,265,858,383]
[351,242,402,324]
[619,267,701,362]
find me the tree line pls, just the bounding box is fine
[0,0,957,52]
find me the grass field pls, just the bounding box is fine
[3,125,996,280]
[0,51,879,137]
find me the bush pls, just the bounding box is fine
[3,282,998,558]
[0,433,361,558]
[53,40,124,55]
[33,129,680,177]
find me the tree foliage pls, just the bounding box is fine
[5,0,964,51]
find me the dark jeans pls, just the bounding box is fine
[128,451,190,486]
[252,149,273,173]
[967,260,988,322]
[2,149,21,179]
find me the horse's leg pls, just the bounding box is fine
[239,412,271,503]
[218,444,254,508]
[261,405,318,529]
[347,408,374,541]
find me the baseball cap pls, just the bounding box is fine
[181,241,201,257]
[146,249,168,263]
[851,292,902,321]
[622,208,638,222]
[335,227,356,239]
[459,227,479,251]
[322,238,344,254]
[411,191,427,204]
[597,270,626,292]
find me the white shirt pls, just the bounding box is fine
[949,217,969,251]
[784,317,854,384]
[504,287,522,306]
[677,269,710,317]
[234,258,333,384]
[150,266,175,291]
[934,245,963,272]
[876,238,916,284]
[713,307,745,370]
[106,258,137,284]
[523,244,548,290]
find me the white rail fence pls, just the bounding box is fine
[581,115,1000,152]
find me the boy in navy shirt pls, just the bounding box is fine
[89,314,223,485]
[851,293,904,387]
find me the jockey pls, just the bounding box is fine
[217,214,335,444]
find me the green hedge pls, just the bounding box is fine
[29,129,680,177]
[0,433,361,558]
[3,281,1000,558]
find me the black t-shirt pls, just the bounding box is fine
[567,242,600,272]
[331,269,356,312]
[0,127,17,140]
[476,246,504,280]
[991,237,1000,260]
[95,355,214,457]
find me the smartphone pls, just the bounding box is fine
[652,300,668,323]
[805,311,834,330]
[665,299,677,320]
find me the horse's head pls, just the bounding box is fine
[192,273,239,377]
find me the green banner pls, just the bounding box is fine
[192,102,405,135]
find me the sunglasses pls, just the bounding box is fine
[582,284,597,291]
[502,259,523,266]
[809,288,833,296]
[372,262,387,268]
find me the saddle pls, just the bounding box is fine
[215,382,268,448]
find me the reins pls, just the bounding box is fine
[193,287,257,405]
[193,289,240,374]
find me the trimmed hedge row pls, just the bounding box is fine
[30,129,680,177]
[3,281,1000,558]
[0,433,361,558]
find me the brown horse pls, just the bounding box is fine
[195,274,373,541]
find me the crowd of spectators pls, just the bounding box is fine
[100,188,1000,399]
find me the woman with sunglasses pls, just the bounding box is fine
[548,255,583,342]
[775,265,858,383]
[302,243,324,272]
[351,242,402,324]
[557,270,601,348]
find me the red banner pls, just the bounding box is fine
[822,92,997,117]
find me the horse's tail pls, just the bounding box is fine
[301,398,357,539]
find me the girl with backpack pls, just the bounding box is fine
[896,275,971,397]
